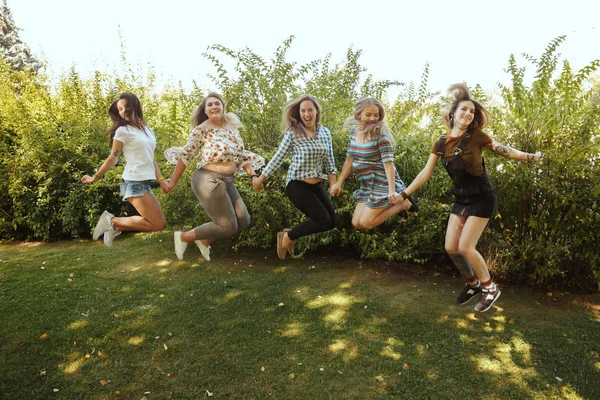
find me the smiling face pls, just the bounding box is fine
[358,104,380,126]
[299,99,317,129]
[204,96,224,121]
[453,100,475,128]
[117,99,129,121]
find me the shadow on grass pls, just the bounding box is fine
[0,233,598,399]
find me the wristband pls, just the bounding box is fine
[251,174,258,179]
[399,191,409,200]
[158,176,166,182]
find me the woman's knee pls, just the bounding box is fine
[445,242,459,254]
[153,217,167,231]
[315,215,335,232]
[457,243,476,258]
[237,213,250,232]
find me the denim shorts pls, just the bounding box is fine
[120,180,154,201]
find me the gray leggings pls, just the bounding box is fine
[191,169,250,240]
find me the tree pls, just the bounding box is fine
[0,0,42,73]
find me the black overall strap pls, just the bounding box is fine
[437,134,447,156]
[453,132,472,156]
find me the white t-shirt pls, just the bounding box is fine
[113,125,157,181]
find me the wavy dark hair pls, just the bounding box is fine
[444,83,490,131]
[106,92,147,140]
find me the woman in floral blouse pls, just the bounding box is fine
[253,94,337,260]
[163,92,264,261]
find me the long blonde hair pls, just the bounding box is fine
[344,97,395,145]
[190,92,242,130]
[280,94,322,138]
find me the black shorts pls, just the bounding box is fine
[451,194,498,219]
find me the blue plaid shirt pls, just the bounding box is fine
[262,125,336,186]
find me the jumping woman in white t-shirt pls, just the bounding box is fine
[81,92,168,247]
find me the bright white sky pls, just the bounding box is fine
[10,0,600,99]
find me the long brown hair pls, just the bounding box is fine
[280,94,322,138]
[106,92,147,140]
[444,83,490,131]
[190,92,240,130]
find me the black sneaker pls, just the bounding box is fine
[474,284,501,312]
[456,282,482,304]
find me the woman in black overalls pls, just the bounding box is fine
[394,84,543,312]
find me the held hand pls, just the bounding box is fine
[81,175,97,184]
[162,179,175,194]
[252,177,264,192]
[329,183,342,197]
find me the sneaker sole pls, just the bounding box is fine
[478,290,501,312]
[276,232,287,260]
[92,211,112,240]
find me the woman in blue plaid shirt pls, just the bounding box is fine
[253,95,337,260]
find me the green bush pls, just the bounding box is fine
[1,36,598,290]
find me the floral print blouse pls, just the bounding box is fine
[165,126,264,175]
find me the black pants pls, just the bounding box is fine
[285,180,336,240]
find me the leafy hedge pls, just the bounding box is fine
[1,36,598,290]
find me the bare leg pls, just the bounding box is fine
[445,214,491,282]
[367,199,411,228]
[354,198,411,230]
[352,203,368,229]
[111,193,166,232]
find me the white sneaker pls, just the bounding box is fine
[195,240,211,261]
[93,211,114,240]
[103,227,121,247]
[174,231,188,260]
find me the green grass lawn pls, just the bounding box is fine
[1,232,599,399]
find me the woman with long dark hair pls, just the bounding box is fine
[399,84,542,312]
[82,92,168,247]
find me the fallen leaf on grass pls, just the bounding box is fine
[206,389,213,397]
[556,376,563,382]
[53,388,59,392]
[375,375,385,382]
[403,363,409,370]
[159,294,165,298]
[85,353,91,358]
[260,366,265,372]
[278,302,284,307]
[40,333,48,340]
[288,373,295,379]
[69,273,74,278]
[40,369,46,375]
[100,380,110,386]
[163,343,168,350]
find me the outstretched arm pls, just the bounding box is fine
[398,153,439,198]
[486,140,543,162]
[81,140,123,184]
